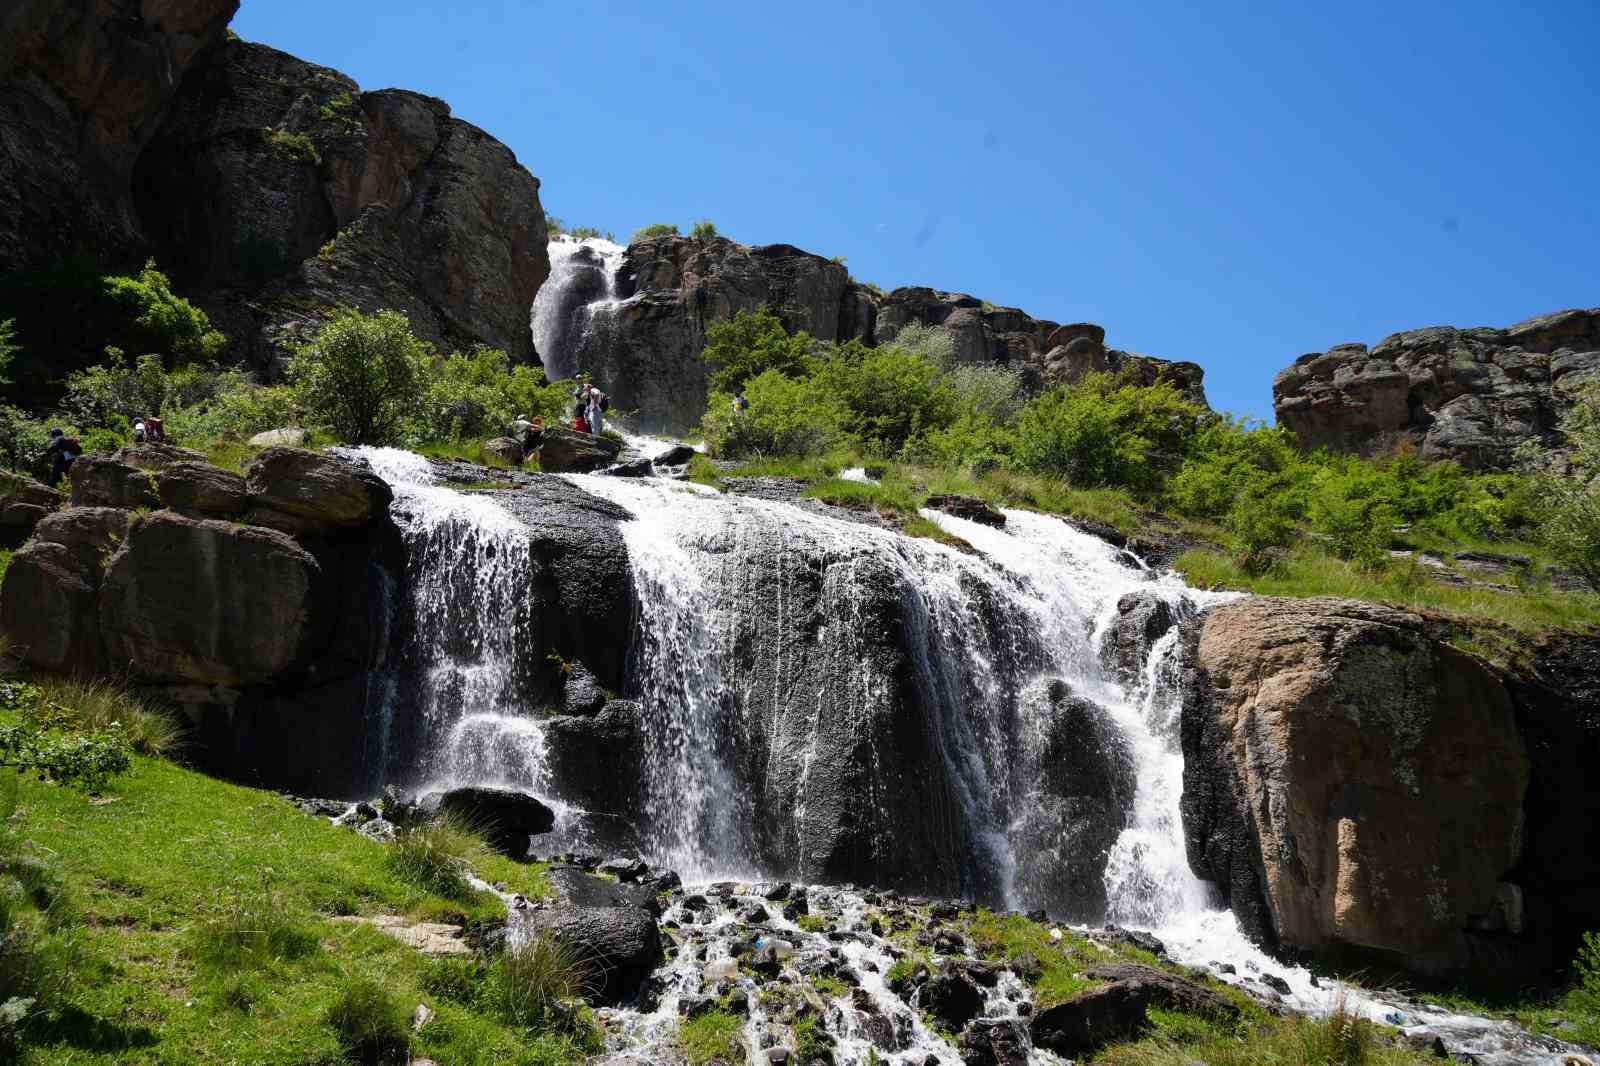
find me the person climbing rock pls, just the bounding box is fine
[511,414,545,455]
[44,428,80,487]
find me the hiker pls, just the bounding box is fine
[511,414,544,454]
[44,428,80,487]
[586,384,608,438]
[732,392,750,415]
[572,399,590,434]
[145,415,165,442]
[133,418,147,442]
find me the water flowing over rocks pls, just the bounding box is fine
[1273,308,1600,469]
[530,234,1207,433]
[1178,597,1532,978]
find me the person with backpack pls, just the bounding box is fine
[45,428,80,487]
[732,392,750,415]
[586,384,608,438]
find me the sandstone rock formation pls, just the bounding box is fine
[1179,597,1530,977]
[1273,308,1600,469]
[1,3,547,380]
[550,234,1206,433]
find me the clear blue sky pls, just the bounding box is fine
[233,1,1598,420]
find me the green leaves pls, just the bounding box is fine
[286,307,433,446]
[0,683,132,791]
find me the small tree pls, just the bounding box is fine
[698,307,814,395]
[690,220,719,240]
[629,223,679,244]
[1525,379,1600,590]
[0,318,17,385]
[287,308,433,445]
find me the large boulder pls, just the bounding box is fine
[1273,308,1600,469]
[99,510,321,685]
[515,866,662,1005]
[244,446,391,534]
[0,508,131,675]
[1031,963,1237,1055]
[543,701,643,815]
[116,442,209,471]
[417,786,556,859]
[535,427,621,473]
[68,455,161,510]
[0,470,62,547]
[156,461,247,517]
[1179,597,1530,976]
[1102,590,1189,688]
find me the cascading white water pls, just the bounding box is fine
[529,235,627,381]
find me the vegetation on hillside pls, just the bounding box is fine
[693,307,1600,633]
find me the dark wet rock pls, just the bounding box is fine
[1031,963,1238,1055]
[543,700,642,815]
[923,970,984,1031]
[418,787,555,858]
[1099,926,1167,957]
[764,882,793,901]
[653,444,697,467]
[597,857,650,883]
[1261,973,1292,995]
[520,866,662,1005]
[291,796,350,818]
[924,494,1006,528]
[481,437,524,468]
[1010,679,1135,920]
[1104,590,1186,687]
[562,660,608,715]
[959,1017,1031,1066]
[602,457,656,478]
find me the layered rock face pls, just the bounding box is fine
[1,3,547,378]
[555,235,1206,432]
[1273,308,1600,469]
[0,445,399,796]
[0,0,240,271]
[1180,597,1531,977]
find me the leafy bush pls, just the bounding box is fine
[809,340,958,456]
[29,677,182,756]
[421,344,569,442]
[566,226,613,241]
[164,375,303,442]
[325,975,410,1066]
[690,220,718,239]
[699,307,814,395]
[1523,380,1600,591]
[287,308,433,445]
[0,319,16,386]
[480,932,596,1030]
[630,223,679,243]
[701,371,847,458]
[385,813,488,901]
[0,406,51,474]
[1012,373,1203,489]
[0,682,132,790]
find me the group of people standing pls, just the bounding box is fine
[572,381,607,436]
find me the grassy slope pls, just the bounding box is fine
[9,754,573,1066]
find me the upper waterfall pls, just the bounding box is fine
[529,235,628,382]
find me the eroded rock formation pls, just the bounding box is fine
[1273,308,1600,469]
[1179,597,1531,977]
[554,234,1206,432]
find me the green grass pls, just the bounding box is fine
[1,749,569,1064]
[28,677,184,757]
[385,813,491,901]
[685,453,722,487]
[901,515,974,550]
[1175,545,1600,639]
[414,440,520,470]
[1096,1003,1440,1066]
[678,1008,746,1065]
[803,476,923,517]
[962,909,1129,1007]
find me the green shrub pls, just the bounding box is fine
[480,932,595,1030]
[1012,373,1203,490]
[0,681,132,791]
[566,226,613,241]
[0,406,51,473]
[701,371,848,459]
[287,308,433,445]
[385,814,488,901]
[29,677,182,757]
[0,319,16,386]
[690,220,718,240]
[544,215,564,238]
[698,307,814,395]
[1525,380,1600,591]
[420,345,569,443]
[630,223,679,243]
[325,975,410,1066]
[809,340,958,456]
[261,127,321,165]
[678,1009,745,1065]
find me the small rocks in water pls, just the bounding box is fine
[1100,925,1167,957]
[357,818,397,842]
[930,900,960,920]
[646,869,682,891]
[726,987,750,1014]
[682,894,711,912]
[678,994,717,1018]
[764,881,793,901]
[924,970,984,1030]
[960,1017,1031,1066]
[703,957,739,984]
[1213,961,1236,974]
[412,1002,434,1030]
[1026,908,1049,923]
[765,1048,793,1064]
[783,897,809,921]
[1261,973,1292,996]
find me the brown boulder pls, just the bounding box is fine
[99,510,320,685]
[157,461,247,516]
[68,456,161,509]
[0,507,131,675]
[0,469,63,545]
[116,442,209,471]
[243,447,391,533]
[482,437,524,467]
[1180,597,1529,974]
[1031,963,1237,1055]
[536,427,621,473]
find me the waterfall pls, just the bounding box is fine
[529,235,627,381]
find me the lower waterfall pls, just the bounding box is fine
[353,450,1580,1066]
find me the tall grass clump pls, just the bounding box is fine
[1099,1000,1430,1066]
[0,776,82,1053]
[187,873,320,968]
[480,931,598,1031]
[325,975,411,1066]
[32,677,184,756]
[385,813,489,901]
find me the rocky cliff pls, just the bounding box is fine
[1273,308,1600,469]
[1,1,547,377]
[549,234,1207,433]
